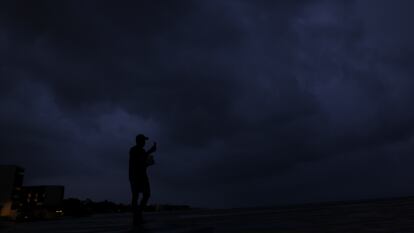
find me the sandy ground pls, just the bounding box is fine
[2,197,414,232]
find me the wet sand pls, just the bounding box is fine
[2,197,414,232]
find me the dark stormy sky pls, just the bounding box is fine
[1,0,414,208]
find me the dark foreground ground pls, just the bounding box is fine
[2,197,414,233]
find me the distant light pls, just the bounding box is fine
[56,210,63,213]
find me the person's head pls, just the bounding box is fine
[135,134,148,147]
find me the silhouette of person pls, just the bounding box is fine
[129,134,156,226]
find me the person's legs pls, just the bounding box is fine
[130,181,142,226]
[130,181,139,211]
[131,177,150,225]
[140,179,151,209]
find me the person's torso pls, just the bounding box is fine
[129,146,148,179]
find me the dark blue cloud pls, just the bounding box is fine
[1,0,414,207]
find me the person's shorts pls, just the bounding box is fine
[130,177,150,194]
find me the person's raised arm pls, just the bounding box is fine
[146,142,157,155]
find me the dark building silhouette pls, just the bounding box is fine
[19,186,64,219]
[0,165,24,218]
[1,165,65,220]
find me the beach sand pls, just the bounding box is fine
[2,197,414,232]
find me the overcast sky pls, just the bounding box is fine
[1,0,414,208]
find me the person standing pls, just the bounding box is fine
[129,134,156,225]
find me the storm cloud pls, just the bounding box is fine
[1,0,414,208]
